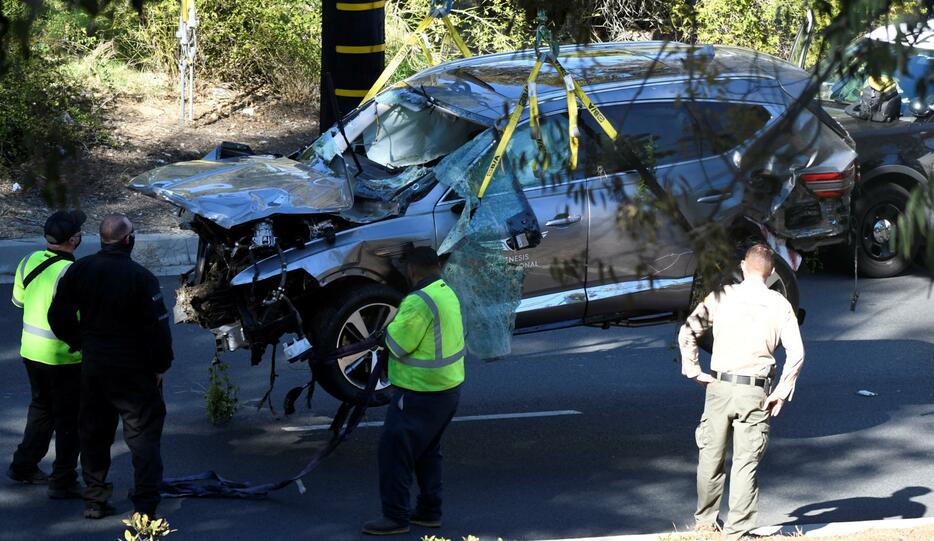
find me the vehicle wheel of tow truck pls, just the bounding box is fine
[854,183,915,278]
[310,284,403,404]
[696,251,800,353]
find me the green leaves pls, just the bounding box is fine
[120,511,176,541]
[897,183,934,275]
[206,358,239,426]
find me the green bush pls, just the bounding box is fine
[673,0,809,59]
[0,54,103,200]
[369,0,531,86]
[96,0,323,100]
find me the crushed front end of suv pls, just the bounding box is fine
[130,42,857,403]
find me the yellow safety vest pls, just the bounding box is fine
[12,250,81,365]
[385,278,465,392]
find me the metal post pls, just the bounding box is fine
[188,61,194,121]
[177,0,198,124]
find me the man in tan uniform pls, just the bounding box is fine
[679,244,804,540]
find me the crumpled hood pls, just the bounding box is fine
[128,156,353,229]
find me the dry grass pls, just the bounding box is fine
[663,525,934,540]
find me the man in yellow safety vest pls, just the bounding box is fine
[7,210,85,500]
[363,246,465,536]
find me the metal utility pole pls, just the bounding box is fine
[177,0,198,124]
[319,0,386,132]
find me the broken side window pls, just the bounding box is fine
[434,129,535,359]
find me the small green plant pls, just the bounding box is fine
[802,250,825,274]
[422,535,503,541]
[120,512,176,541]
[205,359,239,426]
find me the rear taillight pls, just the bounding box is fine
[800,163,857,198]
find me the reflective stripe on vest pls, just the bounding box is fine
[24,322,57,340]
[389,290,464,368]
[387,279,465,392]
[17,254,30,282]
[17,251,80,365]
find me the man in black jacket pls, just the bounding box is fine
[48,214,173,520]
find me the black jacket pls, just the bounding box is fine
[48,243,173,373]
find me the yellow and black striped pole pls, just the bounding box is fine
[320,0,386,131]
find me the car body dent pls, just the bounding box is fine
[230,213,435,287]
[132,41,854,376]
[129,156,355,229]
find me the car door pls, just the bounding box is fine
[580,101,723,320]
[433,113,589,328]
[580,99,779,320]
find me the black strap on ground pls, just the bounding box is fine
[22,255,67,289]
[161,335,385,499]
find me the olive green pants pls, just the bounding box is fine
[695,379,771,540]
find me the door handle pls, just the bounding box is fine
[545,214,582,227]
[696,191,732,204]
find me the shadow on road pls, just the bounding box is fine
[782,486,930,525]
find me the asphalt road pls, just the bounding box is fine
[1,267,933,541]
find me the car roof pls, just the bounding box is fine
[405,41,808,123]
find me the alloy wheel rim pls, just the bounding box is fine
[731,266,787,298]
[335,302,397,391]
[861,202,901,261]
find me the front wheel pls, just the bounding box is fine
[309,284,403,404]
[696,253,800,353]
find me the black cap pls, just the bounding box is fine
[402,246,440,270]
[44,210,87,244]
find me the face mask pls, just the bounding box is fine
[126,234,136,252]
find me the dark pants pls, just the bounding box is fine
[10,359,81,489]
[378,385,460,523]
[79,362,165,515]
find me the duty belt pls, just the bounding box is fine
[710,370,771,389]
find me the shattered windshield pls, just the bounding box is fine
[302,88,486,199]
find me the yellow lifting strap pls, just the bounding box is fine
[362,0,473,104]
[528,80,549,173]
[476,52,619,199]
[181,0,193,22]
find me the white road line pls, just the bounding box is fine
[281,409,582,433]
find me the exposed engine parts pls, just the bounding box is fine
[252,220,277,248]
[308,219,337,244]
[283,335,313,363]
[177,215,340,367]
[213,323,247,352]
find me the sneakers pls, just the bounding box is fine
[48,482,83,500]
[409,513,442,528]
[361,517,410,536]
[7,466,49,485]
[84,502,117,520]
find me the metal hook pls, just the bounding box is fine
[533,10,559,60]
[430,0,453,18]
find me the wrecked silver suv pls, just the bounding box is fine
[130,42,857,403]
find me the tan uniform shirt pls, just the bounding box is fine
[678,279,805,401]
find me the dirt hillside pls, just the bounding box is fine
[0,92,319,239]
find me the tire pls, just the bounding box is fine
[696,253,800,353]
[854,183,914,278]
[309,284,403,404]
